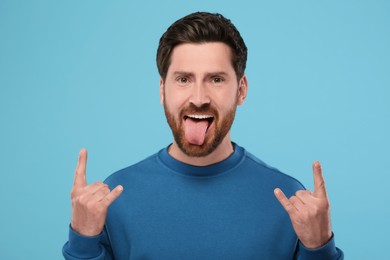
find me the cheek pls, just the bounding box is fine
[165,90,188,110]
[215,93,238,111]
[164,96,179,111]
[164,98,184,122]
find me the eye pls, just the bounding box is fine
[176,76,190,86]
[212,77,224,84]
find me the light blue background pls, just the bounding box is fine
[1,0,389,259]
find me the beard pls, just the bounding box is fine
[163,97,237,157]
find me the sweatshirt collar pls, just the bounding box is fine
[158,142,244,177]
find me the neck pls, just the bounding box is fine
[168,134,234,166]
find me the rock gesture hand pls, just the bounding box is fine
[70,149,123,236]
[274,161,332,249]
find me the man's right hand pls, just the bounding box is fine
[70,149,123,236]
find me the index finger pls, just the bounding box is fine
[313,161,327,197]
[73,148,88,188]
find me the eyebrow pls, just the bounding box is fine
[172,71,194,77]
[172,71,230,77]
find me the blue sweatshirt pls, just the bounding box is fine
[63,144,343,259]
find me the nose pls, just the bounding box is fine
[189,83,211,107]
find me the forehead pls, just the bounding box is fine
[168,42,234,74]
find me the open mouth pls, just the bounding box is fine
[182,114,215,145]
[184,114,214,130]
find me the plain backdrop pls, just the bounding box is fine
[1,0,389,259]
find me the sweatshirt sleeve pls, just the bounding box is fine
[295,233,344,260]
[62,225,113,260]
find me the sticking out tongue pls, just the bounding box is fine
[184,118,209,145]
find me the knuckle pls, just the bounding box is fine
[322,200,330,210]
[70,189,77,198]
[71,196,83,208]
[91,181,104,188]
[290,195,297,203]
[101,197,111,206]
[86,200,97,211]
[311,206,320,216]
[311,203,327,217]
[78,194,89,205]
[76,196,84,205]
[296,190,309,198]
[96,185,110,195]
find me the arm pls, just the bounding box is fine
[274,162,344,259]
[294,233,344,260]
[62,149,123,260]
[62,226,111,260]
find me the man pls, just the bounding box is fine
[63,12,343,259]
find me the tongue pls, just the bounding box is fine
[184,118,209,145]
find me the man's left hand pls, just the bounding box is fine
[274,161,332,249]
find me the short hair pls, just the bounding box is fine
[156,12,247,81]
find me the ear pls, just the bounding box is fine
[237,75,248,105]
[160,78,164,105]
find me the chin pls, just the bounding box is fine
[175,132,224,157]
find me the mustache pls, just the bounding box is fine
[180,103,218,117]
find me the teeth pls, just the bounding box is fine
[187,114,214,119]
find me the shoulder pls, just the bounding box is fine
[104,151,161,186]
[238,145,306,192]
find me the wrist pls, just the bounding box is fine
[300,231,333,249]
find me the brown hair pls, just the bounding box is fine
[156,12,247,81]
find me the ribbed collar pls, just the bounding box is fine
[157,143,245,177]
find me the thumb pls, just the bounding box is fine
[274,188,297,215]
[101,185,124,207]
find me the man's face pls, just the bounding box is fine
[160,42,247,157]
